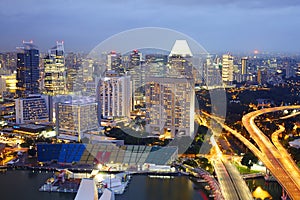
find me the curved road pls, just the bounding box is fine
[242,105,300,200]
[271,125,300,177]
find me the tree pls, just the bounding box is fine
[28,148,37,157]
[241,152,258,170]
[183,159,198,168]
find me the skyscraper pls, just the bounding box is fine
[222,53,234,85]
[241,57,248,81]
[16,41,40,97]
[107,51,123,75]
[145,77,195,138]
[205,55,222,87]
[145,40,195,138]
[128,50,143,109]
[168,40,193,79]
[56,97,98,141]
[144,54,168,77]
[97,72,131,118]
[43,41,67,96]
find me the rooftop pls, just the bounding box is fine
[169,40,193,57]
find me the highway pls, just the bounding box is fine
[221,160,253,200]
[242,105,300,200]
[200,118,253,200]
[201,106,300,200]
[212,158,253,200]
[280,111,300,120]
[213,159,240,200]
[271,125,300,176]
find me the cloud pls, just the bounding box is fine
[0,0,300,52]
[144,0,300,9]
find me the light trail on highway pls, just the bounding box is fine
[242,105,300,200]
[201,105,300,200]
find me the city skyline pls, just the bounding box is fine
[1,0,300,53]
[1,2,300,199]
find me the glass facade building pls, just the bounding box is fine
[16,41,40,97]
[43,41,67,95]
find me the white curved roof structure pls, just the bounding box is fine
[169,40,193,57]
[99,188,115,200]
[74,179,98,200]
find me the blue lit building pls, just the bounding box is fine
[16,41,40,97]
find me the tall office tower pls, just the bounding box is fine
[241,57,248,81]
[257,69,262,85]
[66,66,79,93]
[56,97,99,141]
[107,51,123,75]
[257,68,268,85]
[16,41,40,97]
[284,65,294,79]
[128,50,143,109]
[129,49,142,68]
[221,54,234,85]
[145,77,195,138]
[43,41,67,96]
[65,52,79,92]
[168,40,193,79]
[97,71,131,118]
[205,55,222,87]
[15,94,52,124]
[144,54,168,77]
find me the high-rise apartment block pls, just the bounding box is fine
[145,40,195,138]
[222,54,234,85]
[97,72,131,118]
[241,57,248,81]
[145,77,194,138]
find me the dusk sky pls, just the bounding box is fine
[1,0,300,53]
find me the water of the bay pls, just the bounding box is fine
[0,170,282,200]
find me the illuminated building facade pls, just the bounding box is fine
[144,54,168,77]
[43,41,67,95]
[168,40,193,79]
[97,72,131,118]
[15,94,52,124]
[222,54,234,85]
[107,51,123,75]
[0,71,18,94]
[145,77,195,138]
[205,55,222,87]
[56,98,99,141]
[241,57,248,81]
[128,50,143,109]
[16,41,40,97]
